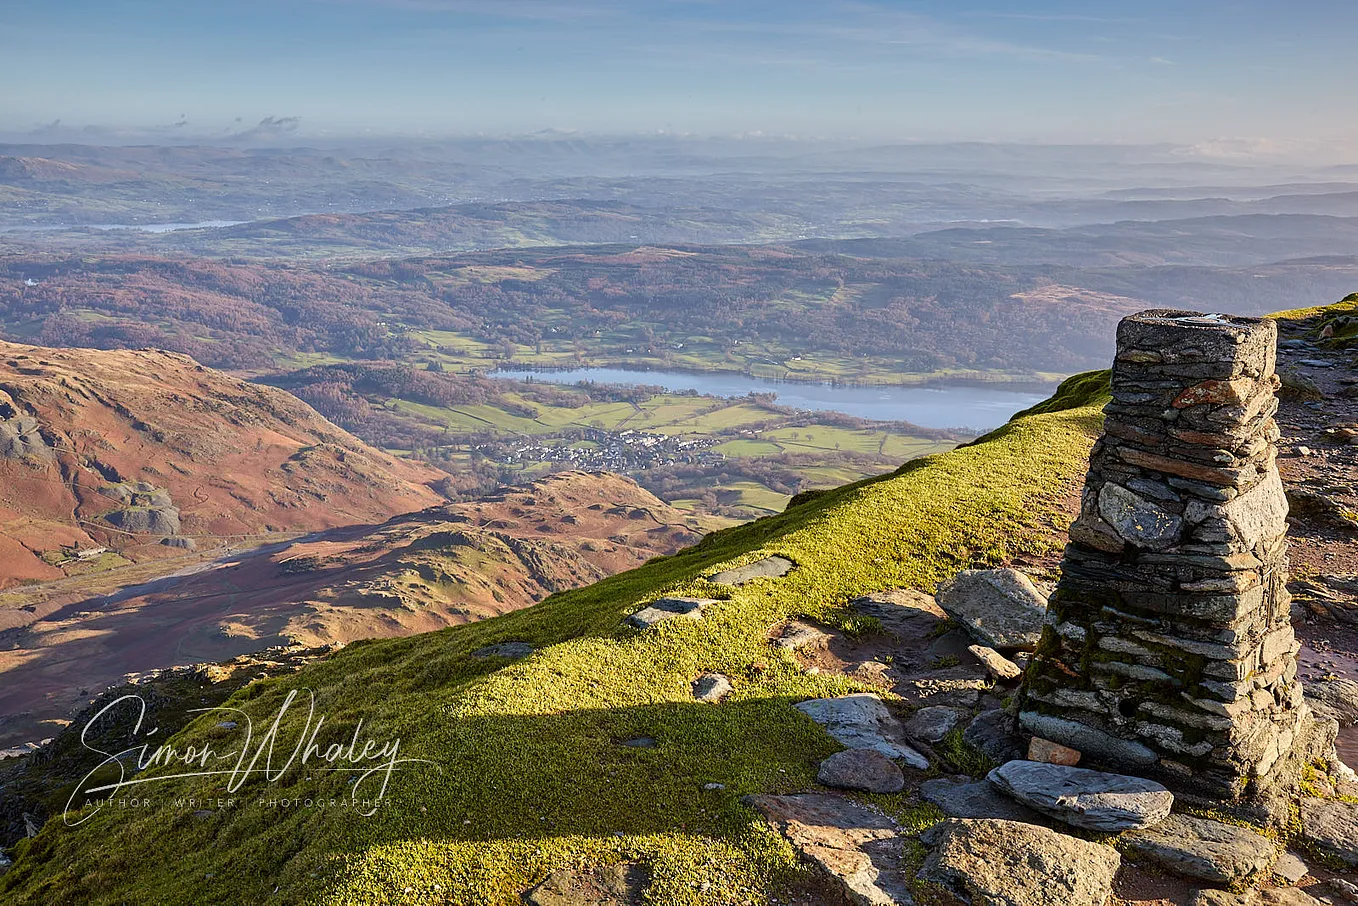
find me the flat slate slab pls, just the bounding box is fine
[472,641,535,659]
[1121,813,1277,885]
[1299,796,1358,867]
[795,693,929,769]
[524,863,650,906]
[987,760,1174,832]
[919,778,1048,824]
[920,818,1121,906]
[746,793,912,906]
[817,748,906,794]
[905,705,966,744]
[934,568,1048,651]
[624,597,718,630]
[707,555,794,586]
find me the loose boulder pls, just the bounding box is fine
[935,568,1048,651]
[817,748,906,794]
[1121,813,1277,885]
[987,760,1174,832]
[794,693,929,769]
[747,793,912,906]
[919,818,1120,906]
[905,705,965,744]
[1299,797,1358,866]
[1305,677,1358,727]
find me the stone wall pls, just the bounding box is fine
[1019,310,1308,799]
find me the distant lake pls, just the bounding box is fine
[491,367,1053,431]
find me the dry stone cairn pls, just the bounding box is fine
[1020,310,1313,800]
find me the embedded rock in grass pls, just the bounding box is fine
[624,597,717,630]
[919,818,1120,906]
[795,693,929,769]
[987,761,1174,832]
[771,620,832,651]
[817,748,906,794]
[934,568,1048,651]
[851,588,948,646]
[964,709,1023,765]
[472,641,535,659]
[1299,797,1358,866]
[1305,677,1358,727]
[691,673,733,702]
[905,706,966,744]
[1121,813,1277,885]
[968,644,1022,681]
[919,778,1047,824]
[523,862,651,906]
[707,555,793,586]
[746,793,912,906]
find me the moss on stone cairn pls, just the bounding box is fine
[1020,310,1334,803]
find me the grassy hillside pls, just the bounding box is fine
[0,371,1110,906]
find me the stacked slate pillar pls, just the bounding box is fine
[1020,310,1306,800]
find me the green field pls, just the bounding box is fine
[0,371,1112,905]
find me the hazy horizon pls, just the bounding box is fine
[4,0,1358,158]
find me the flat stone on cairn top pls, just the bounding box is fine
[1019,309,1314,800]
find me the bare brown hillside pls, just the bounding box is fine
[0,470,712,747]
[0,340,447,590]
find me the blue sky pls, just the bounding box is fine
[3,0,1356,149]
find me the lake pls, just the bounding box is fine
[491,367,1053,431]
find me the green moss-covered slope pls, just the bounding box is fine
[0,371,1110,906]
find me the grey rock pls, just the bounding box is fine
[1099,481,1185,550]
[473,641,535,659]
[523,863,650,905]
[1330,877,1358,904]
[897,665,990,709]
[1192,891,1257,906]
[1259,890,1326,906]
[771,620,831,651]
[935,568,1048,651]
[1272,851,1309,884]
[624,597,717,630]
[1299,796,1358,866]
[905,706,965,743]
[691,673,732,702]
[919,818,1120,906]
[964,709,1023,764]
[987,760,1174,832]
[967,644,1022,681]
[747,793,911,906]
[0,415,51,461]
[794,693,929,769]
[1018,711,1159,768]
[919,778,1047,824]
[618,737,655,748]
[1305,677,1358,727]
[1121,813,1276,884]
[852,588,947,636]
[106,505,181,535]
[707,555,793,586]
[817,748,906,794]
